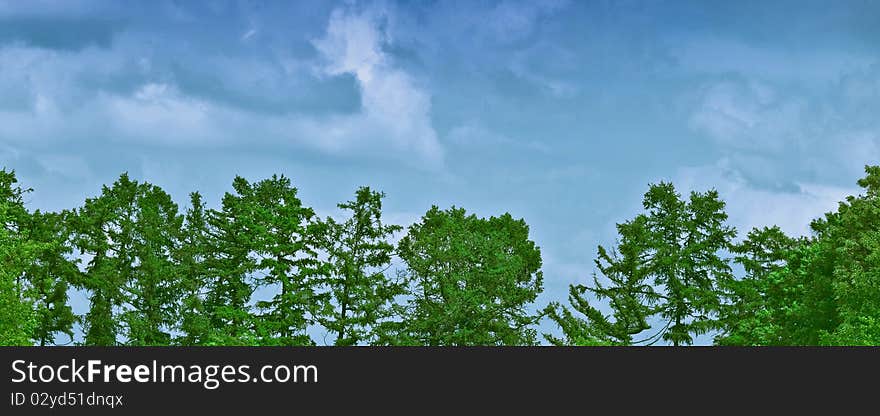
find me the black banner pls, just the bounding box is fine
[1,347,874,414]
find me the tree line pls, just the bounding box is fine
[2,166,879,346]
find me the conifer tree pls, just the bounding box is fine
[202,179,259,345]
[73,173,182,345]
[175,192,212,345]
[715,166,880,345]
[811,166,880,344]
[545,216,654,346]
[317,187,403,345]
[123,182,182,345]
[547,183,735,346]
[22,210,79,346]
[205,175,327,346]
[714,226,799,346]
[247,175,328,346]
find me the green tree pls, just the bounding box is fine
[22,210,79,346]
[174,192,213,345]
[0,169,38,345]
[544,216,654,346]
[547,183,735,346]
[204,175,327,346]
[716,166,880,346]
[387,206,544,346]
[317,187,403,345]
[124,181,182,345]
[713,226,800,345]
[248,175,328,346]
[201,179,259,345]
[73,173,182,345]
[809,165,880,345]
[771,242,835,345]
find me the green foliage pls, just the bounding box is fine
[546,182,735,346]
[204,175,328,346]
[317,187,404,345]
[247,175,328,346]
[386,206,544,346]
[21,210,79,346]
[811,165,880,345]
[714,225,838,346]
[175,192,212,345]
[545,216,655,346]
[714,226,800,345]
[5,165,880,347]
[0,169,38,345]
[714,166,880,346]
[200,178,261,345]
[73,173,182,346]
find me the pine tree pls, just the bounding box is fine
[546,182,735,346]
[247,175,328,346]
[202,179,259,345]
[714,226,799,346]
[22,210,79,346]
[73,173,182,345]
[204,175,327,346]
[175,192,212,345]
[123,182,182,345]
[716,166,880,345]
[317,187,403,345]
[545,215,655,345]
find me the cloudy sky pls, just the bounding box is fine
[2,0,879,343]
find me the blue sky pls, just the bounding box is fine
[2,0,879,344]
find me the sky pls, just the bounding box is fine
[2,0,879,344]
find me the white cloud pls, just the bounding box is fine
[0,5,446,169]
[310,6,443,167]
[688,70,880,186]
[104,83,216,144]
[675,161,856,237]
[0,74,227,148]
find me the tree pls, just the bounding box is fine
[124,182,183,345]
[205,175,327,346]
[387,206,544,346]
[249,175,328,346]
[317,187,403,345]
[73,173,182,346]
[22,210,79,346]
[175,192,213,345]
[201,179,259,345]
[0,169,38,345]
[770,241,835,345]
[546,182,735,346]
[807,165,880,345]
[713,226,800,346]
[716,166,880,345]
[545,216,654,346]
